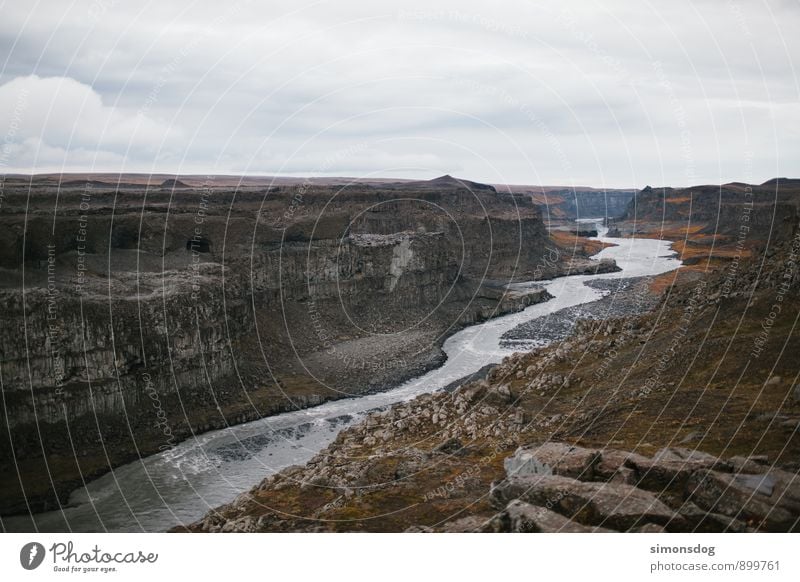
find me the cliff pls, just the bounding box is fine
[0,174,580,514]
[497,184,636,224]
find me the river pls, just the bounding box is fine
[4,223,681,532]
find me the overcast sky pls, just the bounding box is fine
[0,0,798,187]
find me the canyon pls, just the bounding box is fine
[0,173,612,516]
[3,174,799,534]
[181,178,800,533]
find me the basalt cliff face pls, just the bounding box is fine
[0,174,594,514]
[498,184,636,224]
[619,179,799,240]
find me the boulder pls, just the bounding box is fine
[434,437,464,455]
[485,383,514,406]
[623,447,731,493]
[594,449,651,483]
[653,447,731,471]
[676,501,750,532]
[490,474,683,531]
[504,443,600,480]
[686,469,800,532]
[488,500,614,533]
[729,455,770,474]
[458,382,487,404]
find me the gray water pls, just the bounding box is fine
[3,224,681,532]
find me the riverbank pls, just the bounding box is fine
[500,276,659,350]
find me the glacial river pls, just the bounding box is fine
[4,223,681,532]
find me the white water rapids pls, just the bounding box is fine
[4,223,681,532]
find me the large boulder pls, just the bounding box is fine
[491,474,683,531]
[594,448,652,484]
[622,447,731,493]
[504,443,600,480]
[686,469,800,532]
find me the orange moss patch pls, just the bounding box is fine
[549,230,613,256]
[648,264,716,293]
[670,240,749,261]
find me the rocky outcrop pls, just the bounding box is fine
[484,443,799,533]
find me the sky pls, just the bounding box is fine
[0,0,798,187]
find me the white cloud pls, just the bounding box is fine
[0,75,179,171]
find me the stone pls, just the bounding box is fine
[404,525,434,533]
[653,447,730,470]
[485,383,514,406]
[490,474,683,531]
[438,515,491,532]
[488,500,615,533]
[677,501,749,532]
[623,447,731,493]
[729,455,770,474]
[594,448,652,482]
[631,523,666,533]
[504,442,600,480]
[434,437,464,455]
[686,469,799,532]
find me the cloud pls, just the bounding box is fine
[0,75,179,170]
[0,0,797,185]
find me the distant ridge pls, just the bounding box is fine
[762,177,800,188]
[397,174,497,192]
[161,178,190,189]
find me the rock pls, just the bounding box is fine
[434,437,464,455]
[676,501,749,532]
[623,447,731,493]
[733,473,777,496]
[653,447,730,470]
[780,418,800,430]
[485,383,513,406]
[686,469,800,531]
[438,515,491,532]
[457,382,486,404]
[594,449,652,482]
[504,443,600,480]
[679,431,704,444]
[488,500,614,533]
[490,474,683,531]
[729,455,770,473]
